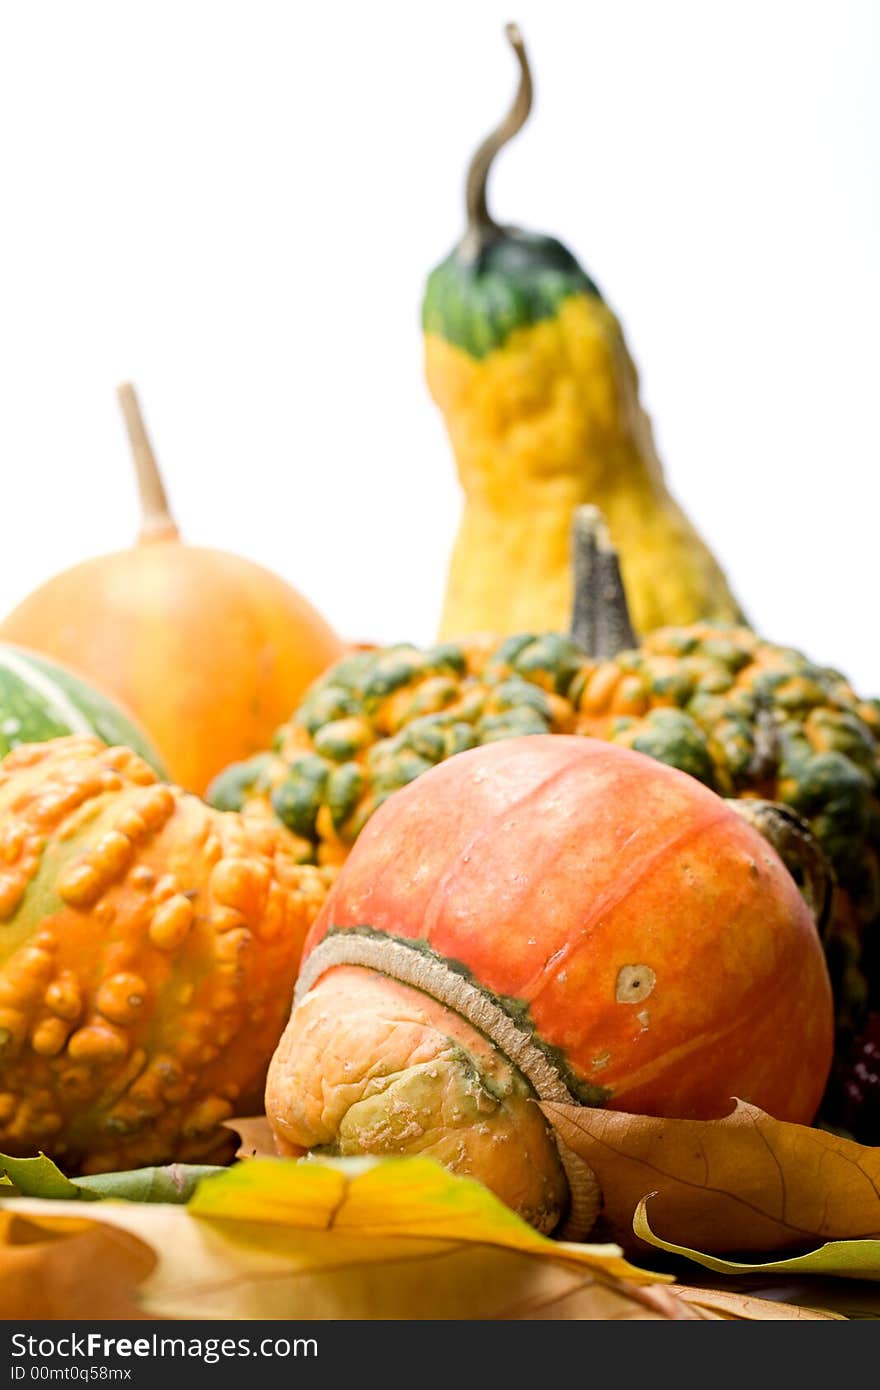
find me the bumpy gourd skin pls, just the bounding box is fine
[266,966,570,1235]
[210,626,880,1040]
[423,250,743,639]
[0,736,329,1172]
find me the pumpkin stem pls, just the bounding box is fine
[116,382,180,544]
[462,22,533,256]
[569,506,637,658]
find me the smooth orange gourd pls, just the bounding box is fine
[0,386,345,794]
[267,736,834,1235]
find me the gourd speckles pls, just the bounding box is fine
[0,735,330,1172]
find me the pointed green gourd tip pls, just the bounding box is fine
[422,23,602,357]
[422,233,601,358]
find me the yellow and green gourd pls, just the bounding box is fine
[424,25,743,639]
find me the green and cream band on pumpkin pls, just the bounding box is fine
[294,928,611,1109]
[288,928,611,1238]
[270,964,582,1239]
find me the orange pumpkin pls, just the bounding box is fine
[267,735,834,1236]
[0,386,345,794]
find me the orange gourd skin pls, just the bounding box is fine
[301,736,834,1124]
[0,736,329,1172]
[0,542,345,796]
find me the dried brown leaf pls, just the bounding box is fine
[543,1098,880,1254]
[223,1115,278,1160]
[0,1209,155,1319]
[683,1275,880,1320]
[495,1268,702,1320]
[669,1284,840,1320]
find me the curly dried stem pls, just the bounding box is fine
[461,23,533,258]
[117,382,179,544]
[570,506,638,659]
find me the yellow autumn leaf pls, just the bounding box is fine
[4,1155,689,1321]
[544,1098,880,1254]
[189,1155,647,1279]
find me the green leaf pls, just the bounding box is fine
[75,1164,225,1203]
[634,1197,880,1281]
[0,1152,224,1204]
[0,1154,80,1199]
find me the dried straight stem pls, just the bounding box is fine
[570,506,637,658]
[117,382,179,543]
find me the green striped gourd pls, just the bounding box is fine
[0,646,163,774]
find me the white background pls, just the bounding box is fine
[1,2,878,689]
